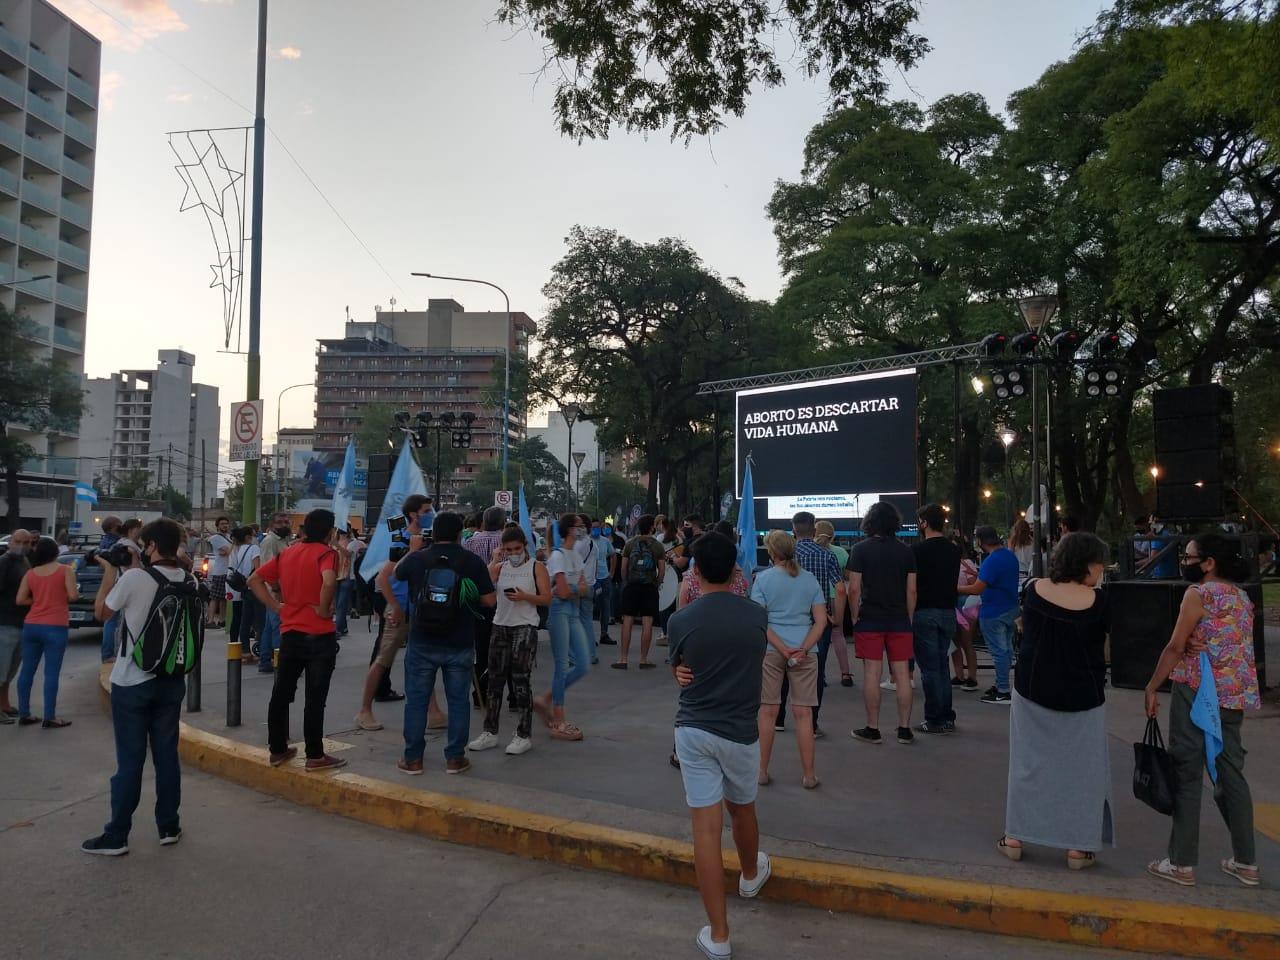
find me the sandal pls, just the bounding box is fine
[840,673,853,687]
[42,719,72,729]
[549,720,583,741]
[638,661,656,670]
[18,715,41,726]
[758,772,772,786]
[1067,851,1095,871]
[997,837,1023,862]
[1147,858,1195,887]
[610,662,629,670]
[1221,859,1260,887]
[801,776,820,790]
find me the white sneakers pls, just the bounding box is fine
[505,736,533,755]
[738,851,772,898]
[696,926,732,959]
[467,731,500,752]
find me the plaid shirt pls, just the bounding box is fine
[795,538,843,610]
[465,529,503,564]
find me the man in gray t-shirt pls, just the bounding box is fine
[666,532,771,960]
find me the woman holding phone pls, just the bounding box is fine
[469,527,551,755]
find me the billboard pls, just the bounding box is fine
[289,449,367,512]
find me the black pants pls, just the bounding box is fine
[370,617,393,699]
[473,613,494,707]
[268,631,338,759]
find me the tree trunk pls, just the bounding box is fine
[1110,384,1146,523]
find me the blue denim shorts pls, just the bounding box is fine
[674,725,760,809]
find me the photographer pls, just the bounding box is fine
[82,518,194,855]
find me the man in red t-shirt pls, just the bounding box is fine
[249,508,344,771]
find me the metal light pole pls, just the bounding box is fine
[1000,429,1016,530]
[241,0,269,526]
[1017,294,1059,578]
[562,403,580,512]
[410,272,513,492]
[572,451,586,512]
[274,382,311,512]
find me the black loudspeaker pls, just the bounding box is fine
[365,453,393,529]
[1152,385,1236,519]
[1108,579,1267,690]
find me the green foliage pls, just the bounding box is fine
[112,469,154,500]
[456,437,570,513]
[496,0,928,140]
[353,403,401,460]
[578,469,646,520]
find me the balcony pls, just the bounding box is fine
[26,92,61,128]
[0,213,15,241]
[66,73,95,108]
[62,154,91,188]
[0,121,21,154]
[49,414,79,435]
[64,113,94,148]
[0,26,23,62]
[61,195,89,228]
[16,317,50,342]
[0,72,24,109]
[19,223,57,257]
[21,178,59,214]
[55,281,86,310]
[23,133,60,171]
[0,168,15,198]
[58,239,88,270]
[52,324,83,352]
[27,47,63,87]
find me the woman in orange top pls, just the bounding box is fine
[15,535,78,727]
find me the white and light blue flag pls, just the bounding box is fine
[359,437,428,581]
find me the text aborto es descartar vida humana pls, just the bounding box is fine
[742,397,902,439]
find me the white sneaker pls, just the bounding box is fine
[696,925,732,959]
[467,731,500,752]
[738,851,771,898]
[879,679,897,691]
[505,735,532,755]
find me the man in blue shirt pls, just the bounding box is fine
[590,519,616,644]
[958,525,1020,704]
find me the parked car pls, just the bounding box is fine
[61,552,103,629]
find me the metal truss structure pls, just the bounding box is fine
[167,126,251,351]
[697,342,984,395]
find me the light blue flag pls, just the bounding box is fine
[518,481,535,549]
[331,440,357,532]
[74,481,97,506]
[359,437,428,581]
[1190,651,1223,783]
[736,455,757,586]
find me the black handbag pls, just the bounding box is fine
[1133,717,1177,816]
[225,549,250,593]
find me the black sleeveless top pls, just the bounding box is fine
[1014,581,1108,712]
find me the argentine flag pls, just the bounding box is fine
[1190,651,1224,783]
[736,455,757,586]
[359,437,428,581]
[75,481,98,507]
[331,440,357,532]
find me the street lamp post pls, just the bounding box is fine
[1017,294,1059,577]
[410,272,513,493]
[999,429,1016,530]
[275,382,312,512]
[572,451,586,512]
[562,403,580,512]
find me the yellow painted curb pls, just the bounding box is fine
[99,674,1280,959]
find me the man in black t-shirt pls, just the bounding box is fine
[394,512,495,775]
[0,529,35,722]
[911,504,961,734]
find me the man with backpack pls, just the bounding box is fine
[83,518,203,856]
[250,509,346,772]
[615,514,666,669]
[394,511,496,775]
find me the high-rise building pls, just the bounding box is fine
[78,350,220,515]
[314,300,535,496]
[0,0,99,533]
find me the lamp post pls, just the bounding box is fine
[411,272,513,493]
[4,273,50,289]
[274,382,312,512]
[572,451,586,511]
[999,429,1016,530]
[1017,294,1059,577]
[562,403,580,512]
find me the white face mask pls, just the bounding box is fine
[506,550,527,566]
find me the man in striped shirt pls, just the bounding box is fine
[783,511,846,735]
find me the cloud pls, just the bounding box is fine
[48,0,187,51]
[277,46,302,60]
[298,101,315,117]
[166,91,192,103]
[100,71,123,111]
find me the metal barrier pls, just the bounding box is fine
[226,639,242,727]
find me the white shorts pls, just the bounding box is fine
[674,725,760,809]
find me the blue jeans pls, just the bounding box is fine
[981,608,1018,693]
[548,597,591,706]
[105,675,186,843]
[335,579,354,634]
[101,612,119,662]
[18,623,68,719]
[578,593,596,661]
[403,642,472,762]
[593,577,613,639]
[259,609,280,672]
[913,608,956,725]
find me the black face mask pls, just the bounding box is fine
[274,526,290,538]
[1181,562,1206,583]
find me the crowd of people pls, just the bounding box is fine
[0,493,1267,957]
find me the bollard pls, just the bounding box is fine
[226,639,242,727]
[186,650,202,713]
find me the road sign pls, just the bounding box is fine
[572,451,586,468]
[494,490,513,510]
[229,399,263,462]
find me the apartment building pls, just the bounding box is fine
[0,0,99,533]
[314,300,535,495]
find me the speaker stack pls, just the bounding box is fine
[1152,384,1237,520]
[365,453,393,530]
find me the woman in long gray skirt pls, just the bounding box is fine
[1000,533,1113,869]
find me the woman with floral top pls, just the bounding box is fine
[1144,533,1261,888]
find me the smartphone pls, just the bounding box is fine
[386,515,408,533]
[503,586,518,596]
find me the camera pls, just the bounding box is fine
[389,543,408,563]
[386,514,408,533]
[85,542,134,569]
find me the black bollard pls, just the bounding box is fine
[226,639,242,727]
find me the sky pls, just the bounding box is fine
[57,0,1107,477]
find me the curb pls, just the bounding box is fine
[99,673,1280,959]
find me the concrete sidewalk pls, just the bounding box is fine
[184,614,1280,915]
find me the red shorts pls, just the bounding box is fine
[853,630,914,663]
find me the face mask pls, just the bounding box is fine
[1181,562,1206,583]
[8,543,28,556]
[591,527,601,538]
[507,550,527,566]
[574,527,587,539]
[1151,523,1163,533]
[603,526,613,537]
[274,526,290,538]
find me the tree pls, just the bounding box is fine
[578,468,646,520]
[0,305,84,529]
[112,469,154,500]
[353,403,401,460]
[457,437,570,513]
[497,0,929,140]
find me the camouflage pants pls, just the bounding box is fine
[485,624,537,740]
